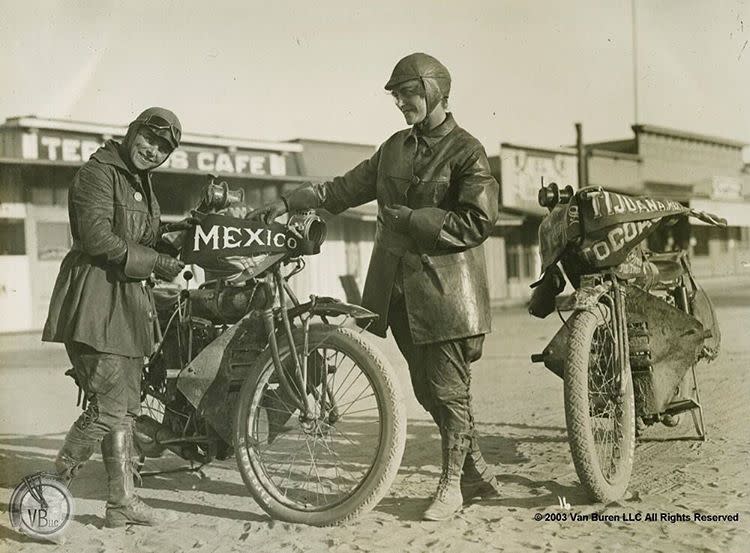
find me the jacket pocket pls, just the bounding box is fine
[419,251,467,295]
[411,178,450,208]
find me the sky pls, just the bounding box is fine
[0,0,748,158]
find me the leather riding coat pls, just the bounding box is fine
[285,114,499,344]
[43,141,163,356]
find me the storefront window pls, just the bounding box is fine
[711,226,740,254]
[506,245,521,279]
[522,248,535,278]
[0,219,26,255]
[29,185,68,206]
[37,222,72,260]
[691,226,710,256]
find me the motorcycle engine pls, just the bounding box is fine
[143,316,218,402]
[137,316,220,461]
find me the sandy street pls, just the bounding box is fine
[1,278,749,553]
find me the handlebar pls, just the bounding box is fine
[286,211,327,254]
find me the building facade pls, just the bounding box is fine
[1,116,747,332]
[488,124,750,302]
[587,125,750,278]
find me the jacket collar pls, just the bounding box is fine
[405,112,457,147]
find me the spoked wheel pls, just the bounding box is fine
[141,391,167,424]
[564,305,635,502]
[234,324,406,526]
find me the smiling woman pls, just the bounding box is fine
[129,127,172,170]
[127,112,181,171]
[41,106,187,529]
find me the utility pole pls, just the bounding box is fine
[575,122,588,188]
[631,0,639,124]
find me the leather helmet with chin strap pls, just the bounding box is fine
[384,53,451,114]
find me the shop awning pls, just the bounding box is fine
[690,199,750,226]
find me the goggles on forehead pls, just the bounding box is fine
[140,115,181,148]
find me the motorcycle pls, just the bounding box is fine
[134,178,407,526]
[529,182,725,502]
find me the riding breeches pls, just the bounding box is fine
[64,341,143,443]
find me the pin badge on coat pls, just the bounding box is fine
[134,192,143,202]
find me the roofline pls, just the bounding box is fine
[499,142,577,157]
[502,142,643,161]
[588,148,642,162]
[290,137,376,149]
[1,116,304,153]
[632,124,747,149]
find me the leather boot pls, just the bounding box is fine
[423,445,467,521]
[54,423,98,487]
[461,445,502,502]
[101,427,176,528]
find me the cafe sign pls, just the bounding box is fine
[20,131,288,176]
[500,145,578,215]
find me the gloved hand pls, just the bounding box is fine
[154,254,185,281]
[381,204,413,234]
[220,205,251,219]
[245,199,288,225]
[161,216,199,234]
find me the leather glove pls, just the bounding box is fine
[161,216,199,235]
[220,205,251,219]
[381,204,413,234]
[245,199,288,225]
[154,254,185,281]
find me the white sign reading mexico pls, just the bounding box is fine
[500,145,578,214]
[181,215,294,266]
[21,132,287,176]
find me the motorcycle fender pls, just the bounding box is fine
[535,282,612,379]
[570,281,612,312]
[287,296,378,322]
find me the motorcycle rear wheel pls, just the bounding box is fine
[564,305,635,502]
[234,324,406,526]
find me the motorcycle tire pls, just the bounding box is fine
[564,305,636,502]
[234,324,406,526]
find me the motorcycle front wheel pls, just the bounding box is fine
[234,324,406,526]
[564,305,635,502]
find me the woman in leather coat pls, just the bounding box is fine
[249,53,502,521]
[43,107,190,528]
